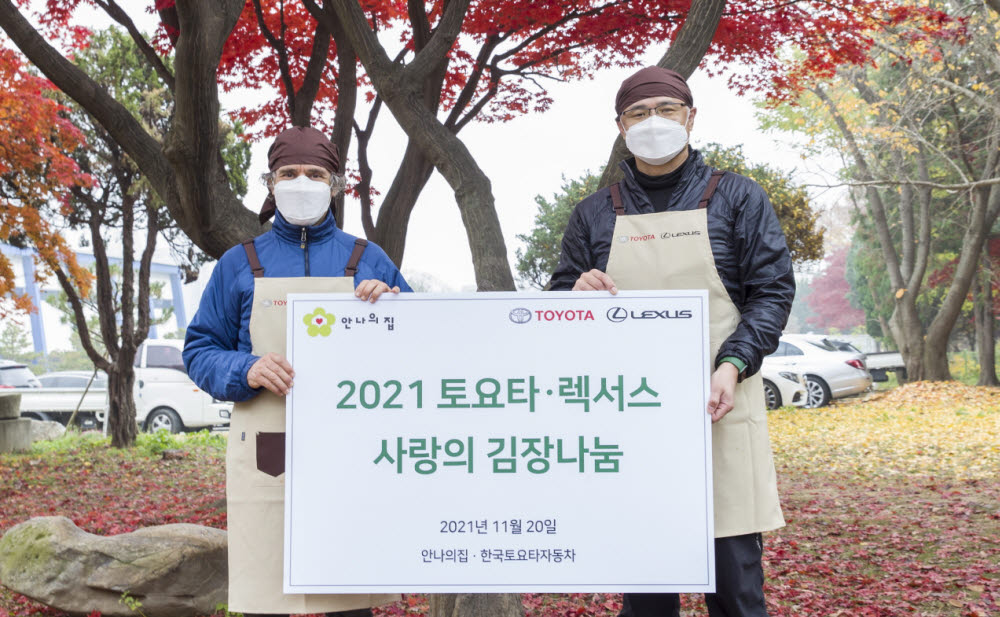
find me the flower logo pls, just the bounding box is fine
[303,308,335,337]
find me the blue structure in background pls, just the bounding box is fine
[1,243,188,357]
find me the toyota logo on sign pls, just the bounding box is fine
[606,307,628,323]
[509,308,532,324]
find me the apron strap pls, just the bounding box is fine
[698,170,726,209]
[344,238,369,277]
[242,239,265,278]
[610,183,626,216]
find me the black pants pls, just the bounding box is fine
[619,533,768,617]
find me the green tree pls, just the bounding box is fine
[0,320,38,364]
[761,1,1000,382]
[515,144,825,289]
[37,29,249,447]
[700,144,824,265]
[515,172,601,290]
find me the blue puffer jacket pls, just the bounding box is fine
[549,150,794,378]
[183,212,411,402]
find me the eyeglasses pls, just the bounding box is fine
[620,102,688,123]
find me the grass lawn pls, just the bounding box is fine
[1,381,997,617]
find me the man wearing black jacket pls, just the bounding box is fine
[550,66,794,617]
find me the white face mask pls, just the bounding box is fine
[272,175,332,226]
[624,113,690,166]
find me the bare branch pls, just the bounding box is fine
[51,267,112,373]
[252,0,297,117]
[872,39,1000,115]
[803,177,1000,191]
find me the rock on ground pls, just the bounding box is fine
[28,419,65,443]
[0,516,227,617]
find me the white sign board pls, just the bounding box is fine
[284,291,713,594]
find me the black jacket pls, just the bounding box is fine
[549,150,795,377]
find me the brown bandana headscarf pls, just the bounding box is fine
[614,66,693,118]
[259,126,341,224]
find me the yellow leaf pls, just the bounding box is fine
[895,288,906,299]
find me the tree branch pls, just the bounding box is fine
[402,0,470,83]
[292,19,332,126]
[352,96,383,240]
[84,196,121,357]
[252,0,297,118]
[51,266,112,373]
[93,0,175,91]
[307,0,394,82]
[813,85,906,292]
[803,177,1000,191]
[872,39,1000,116]
[407,0,432,51]
[134,201,158,342]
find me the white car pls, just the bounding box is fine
[21,370,108,429]
[765,334,873,408]
[134,339,232,433]
[759,360,807,409]
[0,360,41,389]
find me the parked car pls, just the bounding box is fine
[20,370,107,429]
[20,341,232,433]
[765,334,873,408]
[0,360,41,389]
[822,337,906,383]
[759,360,807,410]
[133,339,232,433]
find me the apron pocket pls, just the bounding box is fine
[256,432,285,477]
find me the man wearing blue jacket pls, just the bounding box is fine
[184,126,408,617]
[184,127,410,401]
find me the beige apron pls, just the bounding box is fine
[225,239,397,613]
[604,174,784,538]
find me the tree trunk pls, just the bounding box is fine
[107,364,138,448]
[921,339,953,381]
[326,1,514,291]
[975,253,999,386]
[889,298,928,381]
[923,187,1000,379]
[374,143,436,266]
[429,594,525,617]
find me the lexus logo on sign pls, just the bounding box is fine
[607,307,628,323]
[607,307,694,322]
[509,308,532,324]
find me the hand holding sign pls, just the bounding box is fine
[248,352,295,396]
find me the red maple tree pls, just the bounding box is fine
[806,247,866,332]
[0,46,92,317]
[182,0,893,139]
[927,236,1000,317]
